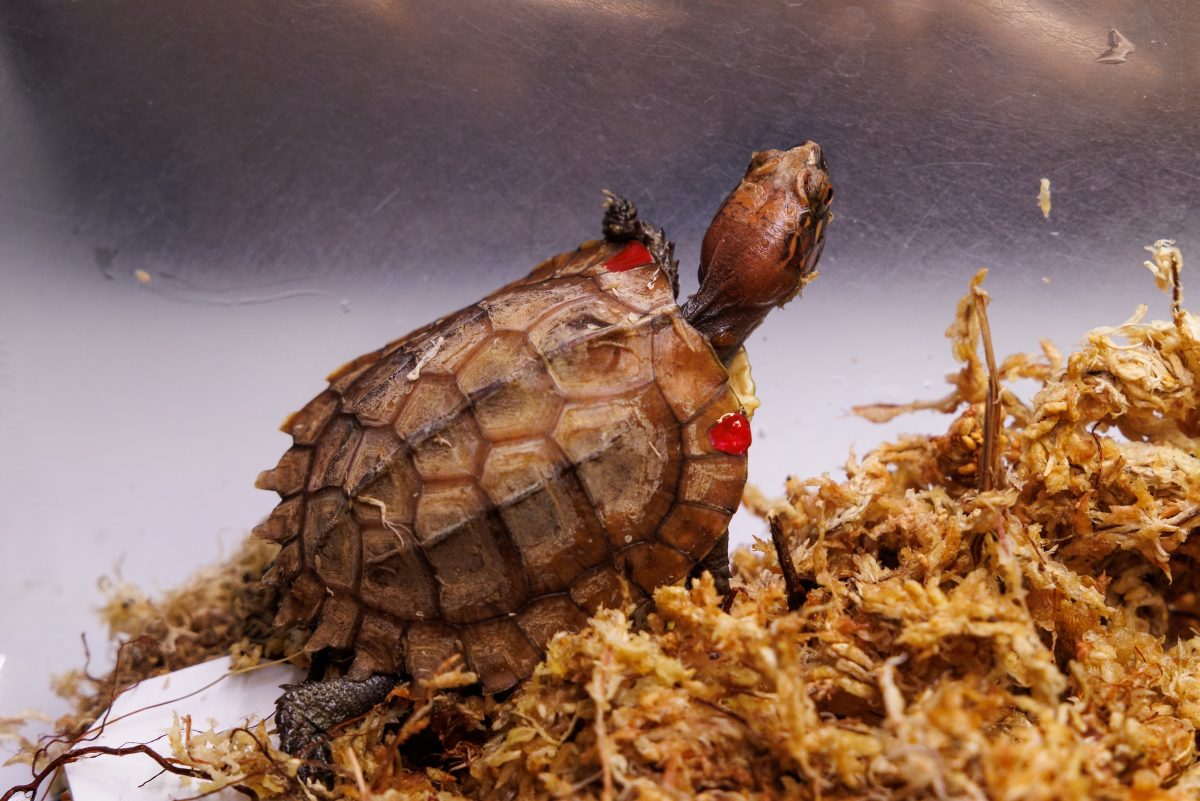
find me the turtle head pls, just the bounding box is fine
[682,142,832,364]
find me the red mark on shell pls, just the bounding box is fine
[707,411,752,455]
[603,241,654,272]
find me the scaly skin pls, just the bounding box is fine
[276,673,396,782]
[682,142,833,364]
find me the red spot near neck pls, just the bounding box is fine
[603,241,654,272]
[707,411,752,455]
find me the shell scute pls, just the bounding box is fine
[473,370,562,441]
[274,571,324,626]
[283,389,338,445]
[681,386,744,457]
[554,387,681,548]
[677,455,747,514]
[301,489,347,557]
[462,618,541,693]
[455,332,535,397]
[267,539,302,583]
[421,306,494,375]
[344,427,403,495]
[354,453,419,530]
[545,319,654,398]
[326,352,380,394]
[482,278,593,332]
[305,594,360,653]
[349,615,406,679]
[341,348,417,425]
[500,484,610,595]
[359,526,439,620]
[255,446,312,496]
[518,595,589,652]
[253,494,303,544]
[568,564,646,615]
[458,332,563,441]
[404,622,465,685]
[656,503,730,560]
[616,542,693,594]
[523,240,607,283]
[312,513,361,590]
[411,412,486,481]
[653,318,728,422]
[421,511,530,623]
[482,438,611,595]
[592,263,673,314]
[478,437,564,503]
[527,294,630,355]
[414,482,488,547]
[395,373,469,442]
[307,415,363,492]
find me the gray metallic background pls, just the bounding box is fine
[1,0,1196,783]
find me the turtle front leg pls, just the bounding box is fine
[602,192,680,297]
[688,530,731,596]
[275,673,398,781]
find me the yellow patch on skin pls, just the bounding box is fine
[727,347,760,419]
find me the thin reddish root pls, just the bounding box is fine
[33,636,161,770]
[2,744,209,801]
[80,632,103,684]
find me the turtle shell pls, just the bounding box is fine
[255,237,747,692]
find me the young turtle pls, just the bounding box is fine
[254,143,832,765]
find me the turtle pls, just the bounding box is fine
[253,142,833,766]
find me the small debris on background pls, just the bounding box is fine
[132,269,152,285]
[11,242,1200,801]
[92,248,117,280]
[1038,177,1052,218]
[1097,28,1135,64]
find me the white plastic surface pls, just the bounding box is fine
[63,657,302,801]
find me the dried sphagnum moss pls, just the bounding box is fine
[12,246,1200,801]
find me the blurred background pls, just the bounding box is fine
[1,0,1196,784]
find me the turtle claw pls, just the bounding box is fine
[275,674,398,785]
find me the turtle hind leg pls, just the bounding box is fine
[601,192,680,298]
[275,673,399,783]
[688,530,731,596]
